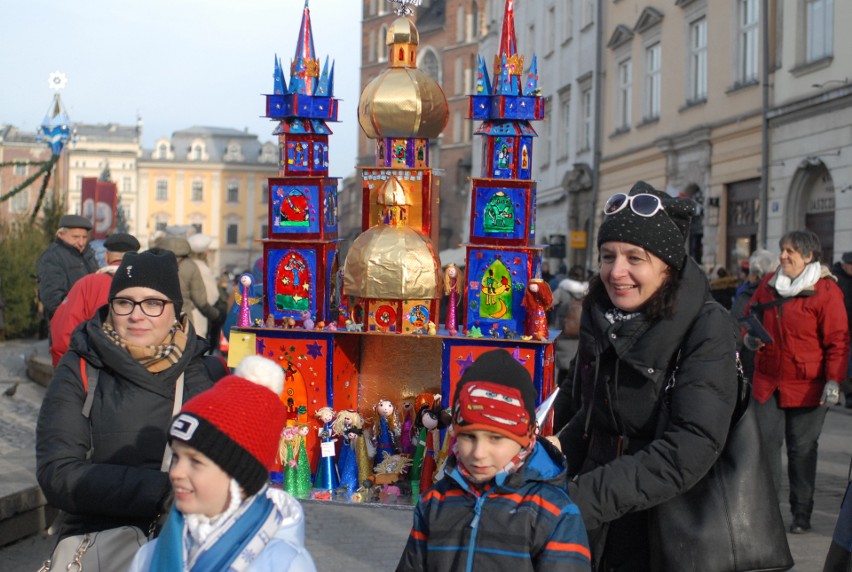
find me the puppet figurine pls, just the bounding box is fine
[522,278,553,341]
[278,426,299,496]
[443,264,462,336]
[410,393,449,497]
[236,273,259,328]
[313,407,339,492]
[333,409,369,495]
[400,400,414,455]
[294,424,313,499]
[371,399,401,467]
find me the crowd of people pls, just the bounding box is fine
[30,182,852,570]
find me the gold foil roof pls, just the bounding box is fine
[359,68,448,139]
[343,225,442,300]
[387,17,419,46]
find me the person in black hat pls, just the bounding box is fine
[49,232,141,365]
[37,247,220,571]
[37,214,99,321]
[552,181,740,570]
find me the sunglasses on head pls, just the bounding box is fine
[603,193,666,218]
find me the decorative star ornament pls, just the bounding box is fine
[306,342,323,359]
[48,71,67,91]
[388,0,421,16]
[456,352,475,376]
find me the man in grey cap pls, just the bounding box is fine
[37,215,99,322]
[832,252,852,407]
[49,232,140,365]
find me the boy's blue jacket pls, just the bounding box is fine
[396,436,591,572]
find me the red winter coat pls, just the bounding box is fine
[747,269,850,407]
[49,265,118,366]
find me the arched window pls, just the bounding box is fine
[158,143,167,158]
[419,48,441,83]
[457,6,466,42]
[193,145,203,161]
[471,2,480,40]
[379,26,389,62]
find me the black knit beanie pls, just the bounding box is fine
[452,349,537,447]
[108,248,184,315]
[597,181,696,270]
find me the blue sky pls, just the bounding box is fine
[2,0,363,170]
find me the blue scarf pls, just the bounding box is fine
[152,492,274,571]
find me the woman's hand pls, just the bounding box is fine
[821,381,840,406]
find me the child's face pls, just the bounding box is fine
[170,440,232,518]
[455,430,522,483]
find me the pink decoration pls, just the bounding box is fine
[237,273,253,328]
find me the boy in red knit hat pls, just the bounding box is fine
[397,349,591,571]
[128,355,316,572]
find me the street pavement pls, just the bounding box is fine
[1,337,850,570]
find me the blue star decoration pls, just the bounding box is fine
[306,342,323,359]
[511,347,528,366]
[456,352,475,376]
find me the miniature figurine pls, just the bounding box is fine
[333,409,369,495]
[410,392,449,497]
[522,278,553,341]
[266,313,276,328]
[467,326,483,338]
[400,400,414,455]
[443,264,462,336]
[294,424,313,499]
[426,321,437,335]
[313,407,339,492]
[236,273,256,328]
[345,319,363,332]
[278,425,299,496]
[300,310,315,330]
[371,399,401,467]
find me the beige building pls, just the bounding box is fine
[598,0,765,271]
[138,126,278,273]
[65,122,144,239]
[766,0,851,263]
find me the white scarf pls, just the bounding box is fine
[774,261,822,298]
[184,478,244,565]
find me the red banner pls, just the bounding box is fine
[81,178,117,240]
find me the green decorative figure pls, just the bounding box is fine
[483,191,515,233]
[281,426,299,496]
[294,424,313,499]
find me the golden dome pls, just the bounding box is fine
[377,175,409,206]
[343,225,442,300]
[358,17,448,140]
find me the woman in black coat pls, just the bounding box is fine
[36,249,218,570]
[553,182,738,571]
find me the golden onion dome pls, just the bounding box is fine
[377,175,409,206]
[358,18,448,140]
[343,225,442,300]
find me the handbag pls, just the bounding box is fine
[648,354,794,572]
[37,526,147,572]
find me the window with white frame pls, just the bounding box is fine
[558,92,571,159]
[582,0,594,27]
[420,49,441,83]
[227,181,239,203]
[617,58,632,129]
[379,26,388,62]
[564,0,574,41]
[645,43,661,120]
[192,144,203,161]
[738,0,759,83]
[156,180,168,201]
[580,86,592,151]
[157,143,168,158]
[11,189,28,213]
[122,177,131,193]
[226,223,239,245]
[688,17,708,102]
[191,180,203,202]
[805,0,833,62]
[546,6,556,54]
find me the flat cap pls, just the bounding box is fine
[103,233,141,253]
[58,214,93,230]
[842,252,852,264]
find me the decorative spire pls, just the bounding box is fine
[39,92,73,156]
[389,0,422,16]
[475,55,492,95]
[523,55,538,96]
[290,0,319,95]
[493,0,523,95]
[273,54,287,95]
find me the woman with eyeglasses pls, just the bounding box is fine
[745,230,849,535]
[36,248,220,571]
[551,181,739,571]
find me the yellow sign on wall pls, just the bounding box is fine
[570,231,587,249]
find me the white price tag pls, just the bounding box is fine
[321,441,336,458]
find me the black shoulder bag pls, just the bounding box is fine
[648,354,794,572]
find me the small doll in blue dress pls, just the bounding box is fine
[371,398,401,467]
[332,409,369,495]
[313,407,339,494]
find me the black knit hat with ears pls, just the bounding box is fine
[597,181,697,271]
[108,248,184,315]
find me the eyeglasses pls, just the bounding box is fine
[603,193,665,218]
[110,297,173,317]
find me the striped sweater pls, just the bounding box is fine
[396,437,591,572]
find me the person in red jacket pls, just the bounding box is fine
[49,233,140,366]
[745,229,850,534]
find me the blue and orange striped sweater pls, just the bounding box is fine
[396,437,591,572]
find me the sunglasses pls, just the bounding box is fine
[603,193,665,218]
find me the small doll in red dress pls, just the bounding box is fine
[521,278,553,341]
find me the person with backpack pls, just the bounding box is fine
[35,248,223,572]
